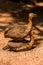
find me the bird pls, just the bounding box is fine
[4,13,36,41]
[3,13,37,51]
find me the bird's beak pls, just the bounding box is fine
[34,14,37,17]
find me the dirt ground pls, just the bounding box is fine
[0,11,43,65]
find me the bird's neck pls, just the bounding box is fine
[27,17,33,27]
[25,16,33,34]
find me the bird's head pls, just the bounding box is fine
[29,13,37,18]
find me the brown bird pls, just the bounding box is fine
[4,13,36,41]
[3,13,36,51]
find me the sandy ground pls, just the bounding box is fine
[0,12,43,65]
